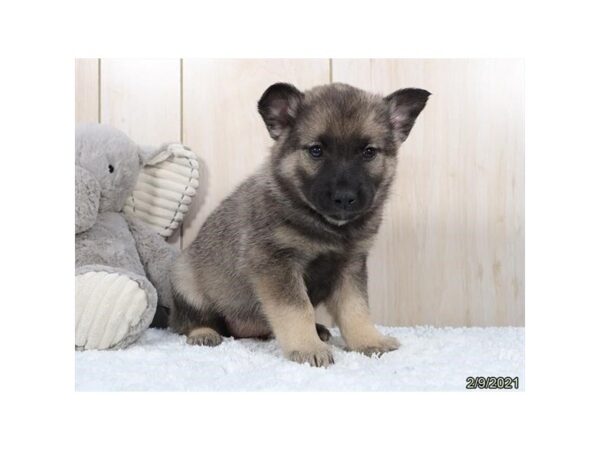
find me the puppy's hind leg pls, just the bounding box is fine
[170,290,228,347]
[186,326,223,347]
[169,256,229,347]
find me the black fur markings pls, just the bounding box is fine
[258,83,304,140]
[384,88,431,142]
[171,290,231,337]
[304,252,348,306]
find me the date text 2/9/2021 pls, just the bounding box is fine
[466,377,520,389]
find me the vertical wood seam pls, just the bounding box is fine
[179,58,184,250]
[97,58,102,123]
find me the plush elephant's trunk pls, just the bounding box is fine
[75,165,101,234]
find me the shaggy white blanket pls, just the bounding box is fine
[75,326,524,391]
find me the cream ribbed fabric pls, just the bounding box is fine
[124,144,200,237]
[75,271,149,350]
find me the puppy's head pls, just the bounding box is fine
[259,82,429,225]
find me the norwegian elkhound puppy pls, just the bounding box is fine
[170,82,429,367]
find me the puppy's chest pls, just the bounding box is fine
[302,252,347,306]
[272,223,370,305]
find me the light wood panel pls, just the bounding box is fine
[100,59,180,145]
[332,59,525,326]
[100,59,182,246]
[74,58,524,326]
[75,59,99,123]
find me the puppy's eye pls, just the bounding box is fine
[108,164,115,173]
[308,145,323,159]
[362,146,377,160]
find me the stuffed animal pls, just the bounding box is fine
[75,123,202,350]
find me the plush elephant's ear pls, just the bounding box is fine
[138,144,173,167]
[124,143,205,238]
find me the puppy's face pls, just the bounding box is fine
[259,83,429,225]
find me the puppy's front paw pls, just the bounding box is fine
[288,345,334,367]
[186,327,223,347]
[351,335,400,357]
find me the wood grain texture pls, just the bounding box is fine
[100,59,182,247]
[100,59,180,144]
[75,59,99,123]
[332,59,525,326]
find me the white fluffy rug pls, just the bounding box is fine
[75,326,524,391]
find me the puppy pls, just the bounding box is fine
[170,82,430,367]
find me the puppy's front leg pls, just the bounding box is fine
[253,268,334,367]
[326,261,399,356]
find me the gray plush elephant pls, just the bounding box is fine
[75,123,201,350]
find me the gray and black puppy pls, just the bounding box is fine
[170,82,430,367]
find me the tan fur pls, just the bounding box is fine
[253,273,333,366]
[170,254,204,308]
[273,225,341,255]
[188,327,216,338]
[280,151,319,179]
[186,327,223,346]
[366,150,389,177]
[279,152,300,179]
[327,273,399,355]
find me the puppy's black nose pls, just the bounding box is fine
[332,189,357,210]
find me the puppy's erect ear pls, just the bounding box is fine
[384,88,431,144]
[258,83,304,140]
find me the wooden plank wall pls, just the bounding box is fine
[75,58,524,327]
